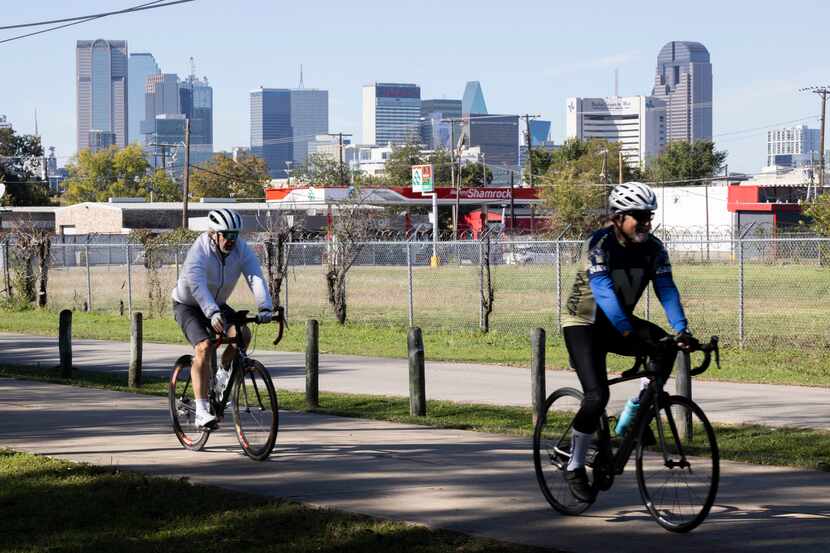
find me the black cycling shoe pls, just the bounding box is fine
[565,467,596,502]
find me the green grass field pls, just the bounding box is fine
[0,450,551,553]
[1,307,828,387]
[34,250,830,352]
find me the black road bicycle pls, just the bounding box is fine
[533,334,721,533]
[169,308,285,461]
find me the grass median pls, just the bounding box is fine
[0,449,554,553]
[1,307,829,387]
[1,364,828,471]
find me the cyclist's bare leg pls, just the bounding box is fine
[191,338,214,400]
[221,325,251,368]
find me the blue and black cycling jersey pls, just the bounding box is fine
[562,225,687,335]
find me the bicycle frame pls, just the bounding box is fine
[596,336,718,477]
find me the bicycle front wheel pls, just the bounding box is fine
[168,355,211,451]
[231,359,279,461]
[636,394,719,533]
[533,387,606,515]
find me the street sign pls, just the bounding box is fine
[411,164,434,194]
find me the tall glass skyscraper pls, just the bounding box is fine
[127,53,159,144]
[420,99,462,149]
[362,83,421,146]
[250,87,329,179]
[462,81,488,115]
[180,76,214,165]
[651,41,712,143]
[76,39,128,152]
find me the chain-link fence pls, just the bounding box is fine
[3,237,830,350]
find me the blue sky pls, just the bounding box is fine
[2,0,829,174]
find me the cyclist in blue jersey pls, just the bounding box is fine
[560,182,693,502]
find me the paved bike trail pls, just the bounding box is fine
[1,378,828,553]
[1,332,828,430]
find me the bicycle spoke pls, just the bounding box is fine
[636,395,719,533]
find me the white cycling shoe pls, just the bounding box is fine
[194,411,218,429]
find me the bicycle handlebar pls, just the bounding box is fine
[620,335,720,380]
[688,336,720,376]
[210,307,287,348]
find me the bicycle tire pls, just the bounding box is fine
[533,387,607,515]
[635,394,719,533]
[168,355,211,451]
[231,359,279,461]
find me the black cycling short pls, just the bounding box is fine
[173,302,236,347]
[564,317,671,434]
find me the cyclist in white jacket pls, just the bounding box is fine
[171,208,273,428]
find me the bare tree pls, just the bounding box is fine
[6,218,51,308]
[325,196,379,324]
[479,235,494,332]
[258,211,302,311]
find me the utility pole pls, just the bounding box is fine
[325,132,352,186]
[442,116,465,241]
[450,121,457,239]
[618,150,624,184]
[481,152,486,185]
[509,170,515,232]
[799,86,830,189]
[182,118,190,228]
[522,114,541,187]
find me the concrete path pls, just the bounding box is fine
[1,379,828,552]
[1,332,828,430]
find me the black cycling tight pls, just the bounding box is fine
[564,317,670,434]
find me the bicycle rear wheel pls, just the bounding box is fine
[533,387,607,515]
[231,359,279,461]
[168,355,211,451]
[636,394,719,533]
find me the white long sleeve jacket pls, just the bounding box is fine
[171,232,273,318]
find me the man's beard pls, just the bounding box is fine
[631,228,649,243]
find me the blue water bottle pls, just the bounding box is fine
[615,397,640,436]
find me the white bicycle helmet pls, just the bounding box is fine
[609,182,658,213]
[207,208,243,232]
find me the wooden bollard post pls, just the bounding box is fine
[675,350,692,440]
[305,319,319,409]
[407,327,426,416]
[129,312,143,388]
[531,328,546,426]
[58,309,72,377]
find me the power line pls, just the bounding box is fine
[0,1,195,46]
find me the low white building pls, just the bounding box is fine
[653,184,733,250]
[566,96,665,168]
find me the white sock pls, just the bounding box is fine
[567,430,593,471]
[195,399,210,415]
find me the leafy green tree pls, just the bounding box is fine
[538,138,630,236]
[189,152,269,200]
[459,161,493,187]
[382,141,424,186]
[292,153,346,185]
[62,144,151,203]
[804,193,830,236]
[644,140,727,186]
[0,127,50,206]
[147,169,181,201]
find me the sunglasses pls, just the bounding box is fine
[219,231,239,241]
[626,211,654,224]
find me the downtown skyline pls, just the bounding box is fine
[2,0,829,174]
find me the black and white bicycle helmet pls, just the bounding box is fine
[608,182,658,213]
[207,208,243,232]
